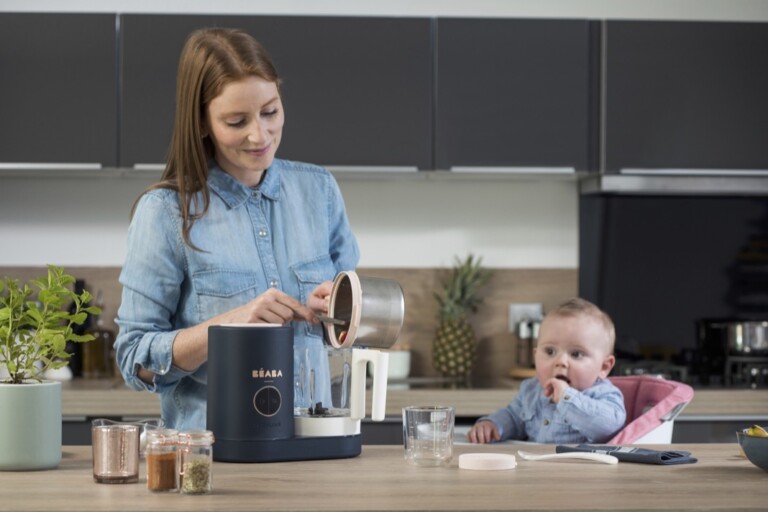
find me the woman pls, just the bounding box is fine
[115,28,359,430]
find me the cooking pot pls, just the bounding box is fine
[709,321,768,355]
[324,271,404,349]
[725,321,768,355]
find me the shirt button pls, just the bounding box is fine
[258,228,268,237]
[543,419,550,426]
[564,394,571,400]
[269,279,278,288]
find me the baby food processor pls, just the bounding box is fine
[207,271,404,462]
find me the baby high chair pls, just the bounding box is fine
[607,375,694,444]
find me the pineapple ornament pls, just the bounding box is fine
[432,254,493,385]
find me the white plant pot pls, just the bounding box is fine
[0,380,62,471]
[387,351,412,379]
[367,350,412,380]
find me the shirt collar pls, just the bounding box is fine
[207,162,282,208]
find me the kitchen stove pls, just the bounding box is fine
[695,317,768,388]
[613,360,689,383]
[726,355,768,389]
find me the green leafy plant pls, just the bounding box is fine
[0,265,100,384]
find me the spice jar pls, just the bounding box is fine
[178,430,215,495]
[145,428,178,492]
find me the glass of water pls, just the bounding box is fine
[402,405,455,467]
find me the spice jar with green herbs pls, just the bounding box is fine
[178,430,215,495]
[145,428,179,492]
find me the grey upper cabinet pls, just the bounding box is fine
[120,15,203,169]
[121,15,433,170]
[0,13,117,168]
[605,21,768,174]
[435,18,598,172]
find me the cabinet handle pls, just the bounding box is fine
[0,162,102,170]
[327,166,418,173]
[134,165,420,173]
[450,166,575,174]
[62,416,88,422]
[620,168,768,176]
[132,164,166,171]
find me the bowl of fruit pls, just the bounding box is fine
[736,425,768,472]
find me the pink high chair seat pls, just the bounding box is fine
[607,375,694,444]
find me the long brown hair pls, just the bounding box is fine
[136,28,281,249]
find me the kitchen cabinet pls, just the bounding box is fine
[604,20,768,174]
[435,18,598,172]
[121,15,432,170]
[0,13,117,169]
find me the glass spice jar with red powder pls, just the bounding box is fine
[145,428,179,492]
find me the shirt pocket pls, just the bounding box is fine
[191,269,262,320]
[519,408,538,439]
[291,255,338,337]
[526,410,579,443]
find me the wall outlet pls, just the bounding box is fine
[508,303,544,333]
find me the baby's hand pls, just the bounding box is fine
[467,420,500,444]
[543,378,569,403]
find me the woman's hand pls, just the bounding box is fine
[164,287,324,377]
[307,281,334,317]
[232,287,316,324]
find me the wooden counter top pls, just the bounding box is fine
[62,379,768,420]
[0,444,765,511]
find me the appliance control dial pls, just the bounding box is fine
[253,386,281,417]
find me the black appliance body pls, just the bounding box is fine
[207,324,361,462]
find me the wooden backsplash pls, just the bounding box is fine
[0,266,576,387]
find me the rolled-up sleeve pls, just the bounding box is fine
[115,192,195,392]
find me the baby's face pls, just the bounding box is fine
[534,314,615,392]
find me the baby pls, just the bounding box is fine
[468,298,626,444]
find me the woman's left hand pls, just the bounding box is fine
[306,281,333,317]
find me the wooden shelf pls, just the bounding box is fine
[509,367,536,380]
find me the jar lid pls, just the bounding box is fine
[178,430,215,445]
[146,428,178,445]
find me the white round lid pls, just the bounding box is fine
[458,453,517,471]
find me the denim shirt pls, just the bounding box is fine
[115,159,360,431]
[480,377,626,443]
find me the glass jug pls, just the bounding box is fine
[294,345,388,437]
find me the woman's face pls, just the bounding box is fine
[205,76,284,186]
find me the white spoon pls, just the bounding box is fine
[517,450,618,465]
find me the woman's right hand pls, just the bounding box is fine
[161,288,316,377]
[228,287,317,325]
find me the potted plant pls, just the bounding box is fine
[0,265,100,470]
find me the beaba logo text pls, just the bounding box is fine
[252,368,283,378]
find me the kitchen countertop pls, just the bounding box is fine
[62,379,768,420]
[0,443,765,511]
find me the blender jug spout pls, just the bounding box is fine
[351,349,389,421]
